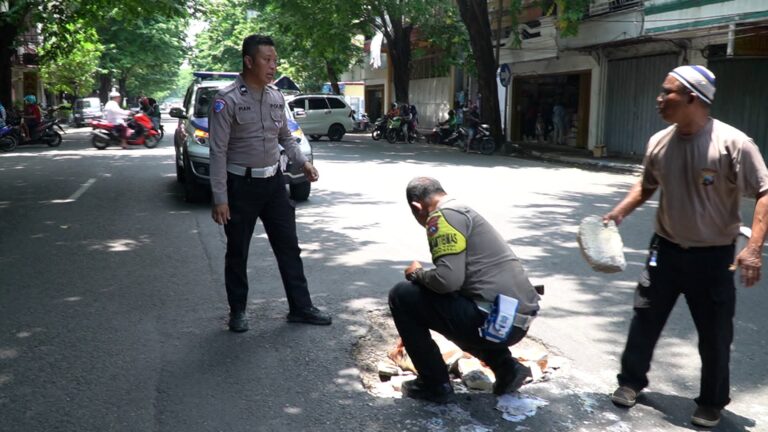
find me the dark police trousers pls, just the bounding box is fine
[389,281,527,386]
[618,235,736,409]
[223,171,313,314]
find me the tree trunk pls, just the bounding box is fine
[0,24,19,108]
[118,76,127,102]
[98,73,112,104]
[382,18,412,104]
[456,0,503,144]
[325,61,340,95]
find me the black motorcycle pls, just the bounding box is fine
[460,124,495,155]
[429,125,465,146]
[370,117,387,140]
[10,109,64,148]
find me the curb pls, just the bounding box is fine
[506,145,643,175]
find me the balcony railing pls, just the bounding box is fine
[588,0,642,17]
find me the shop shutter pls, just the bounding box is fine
[604,54,678,157]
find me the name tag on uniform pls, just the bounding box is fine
[479,294,519,343]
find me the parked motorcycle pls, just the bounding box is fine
[370,117,387,140]
[90,112,161,149]
[0,125,18,152]
[9,109,64,148]
[385,116,417,143]
[428,125,465,146]
[459,124,495,155]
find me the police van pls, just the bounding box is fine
[169,72,314,202]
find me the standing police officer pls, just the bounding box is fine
[209,34,331,332]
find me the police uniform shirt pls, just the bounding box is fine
[642,118,768,247]
[209,75,308,205]
[410,197,540,315]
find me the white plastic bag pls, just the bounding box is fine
[577,216,626,273]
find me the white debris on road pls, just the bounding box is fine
[495,393,549,422]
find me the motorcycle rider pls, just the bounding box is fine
[386,102,399,119]
[21,95,41,142]
[435,109,457,144]
[139,97,161,130]
[104,90,131,148]
[399,103,412,140]
[464,104,481,151]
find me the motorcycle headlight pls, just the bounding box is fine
[194,128,209,146]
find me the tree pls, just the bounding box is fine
[96,15,189,102]
[39,22,103,98]
[0,0,190,106]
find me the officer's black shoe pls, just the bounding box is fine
[401,378,455,404]
[286,306,332,325]
[493,361,532,395]
[228,311,249,333]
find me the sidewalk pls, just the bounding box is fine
[504,141,644,175]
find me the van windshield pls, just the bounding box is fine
[76,100,91,109]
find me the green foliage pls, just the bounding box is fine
[189,0,261,73]
[39,22,103,95]
[98,15,189,97]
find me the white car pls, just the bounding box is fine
[286,94,354,141]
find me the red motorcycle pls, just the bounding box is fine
[90,112,161,149]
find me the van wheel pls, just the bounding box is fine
[327,124,345,141]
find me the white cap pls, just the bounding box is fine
[109,90,121,98]
[669,65,716,104]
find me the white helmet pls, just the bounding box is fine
[109,90,121,98]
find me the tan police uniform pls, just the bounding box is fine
[209,75,307,205]
[207,74,314,316]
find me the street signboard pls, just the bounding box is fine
[499,63,512,87]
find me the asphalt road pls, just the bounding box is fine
[1,124,765,431]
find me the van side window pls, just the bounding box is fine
[307,97,329,110]
[327,98,346,109]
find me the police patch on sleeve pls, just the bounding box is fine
[426,211,467,260]
[213,99,226,113]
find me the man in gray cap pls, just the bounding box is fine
[604,65,768,427]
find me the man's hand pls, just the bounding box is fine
[735,245,762,287]
[212,203,230,225]
[404,260,423,280]
[303,162,319,182]
[603,209,625,227]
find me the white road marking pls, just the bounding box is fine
[69,178,97,201]
[52,178,97,203]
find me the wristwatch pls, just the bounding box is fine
[406,268,423,281]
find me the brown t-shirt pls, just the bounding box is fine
[642,119,768,247]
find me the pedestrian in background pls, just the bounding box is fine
[390,177,540,403]
[604,65,768,428]
[208,34,330,332]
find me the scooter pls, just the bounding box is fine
[10,110,65,148]
[385,117,417,143]
[0,125,18,152]
[460,124,495,155]
[428,125,465,146]
[370,117,387,140]
[90,112,161,149]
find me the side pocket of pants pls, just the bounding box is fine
[634,268,652,309]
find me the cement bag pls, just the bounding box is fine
[577,216,626,273]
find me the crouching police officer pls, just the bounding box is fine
[209,34,331,332]
[389,177,541,403]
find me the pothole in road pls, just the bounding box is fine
[352,307,568,400]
